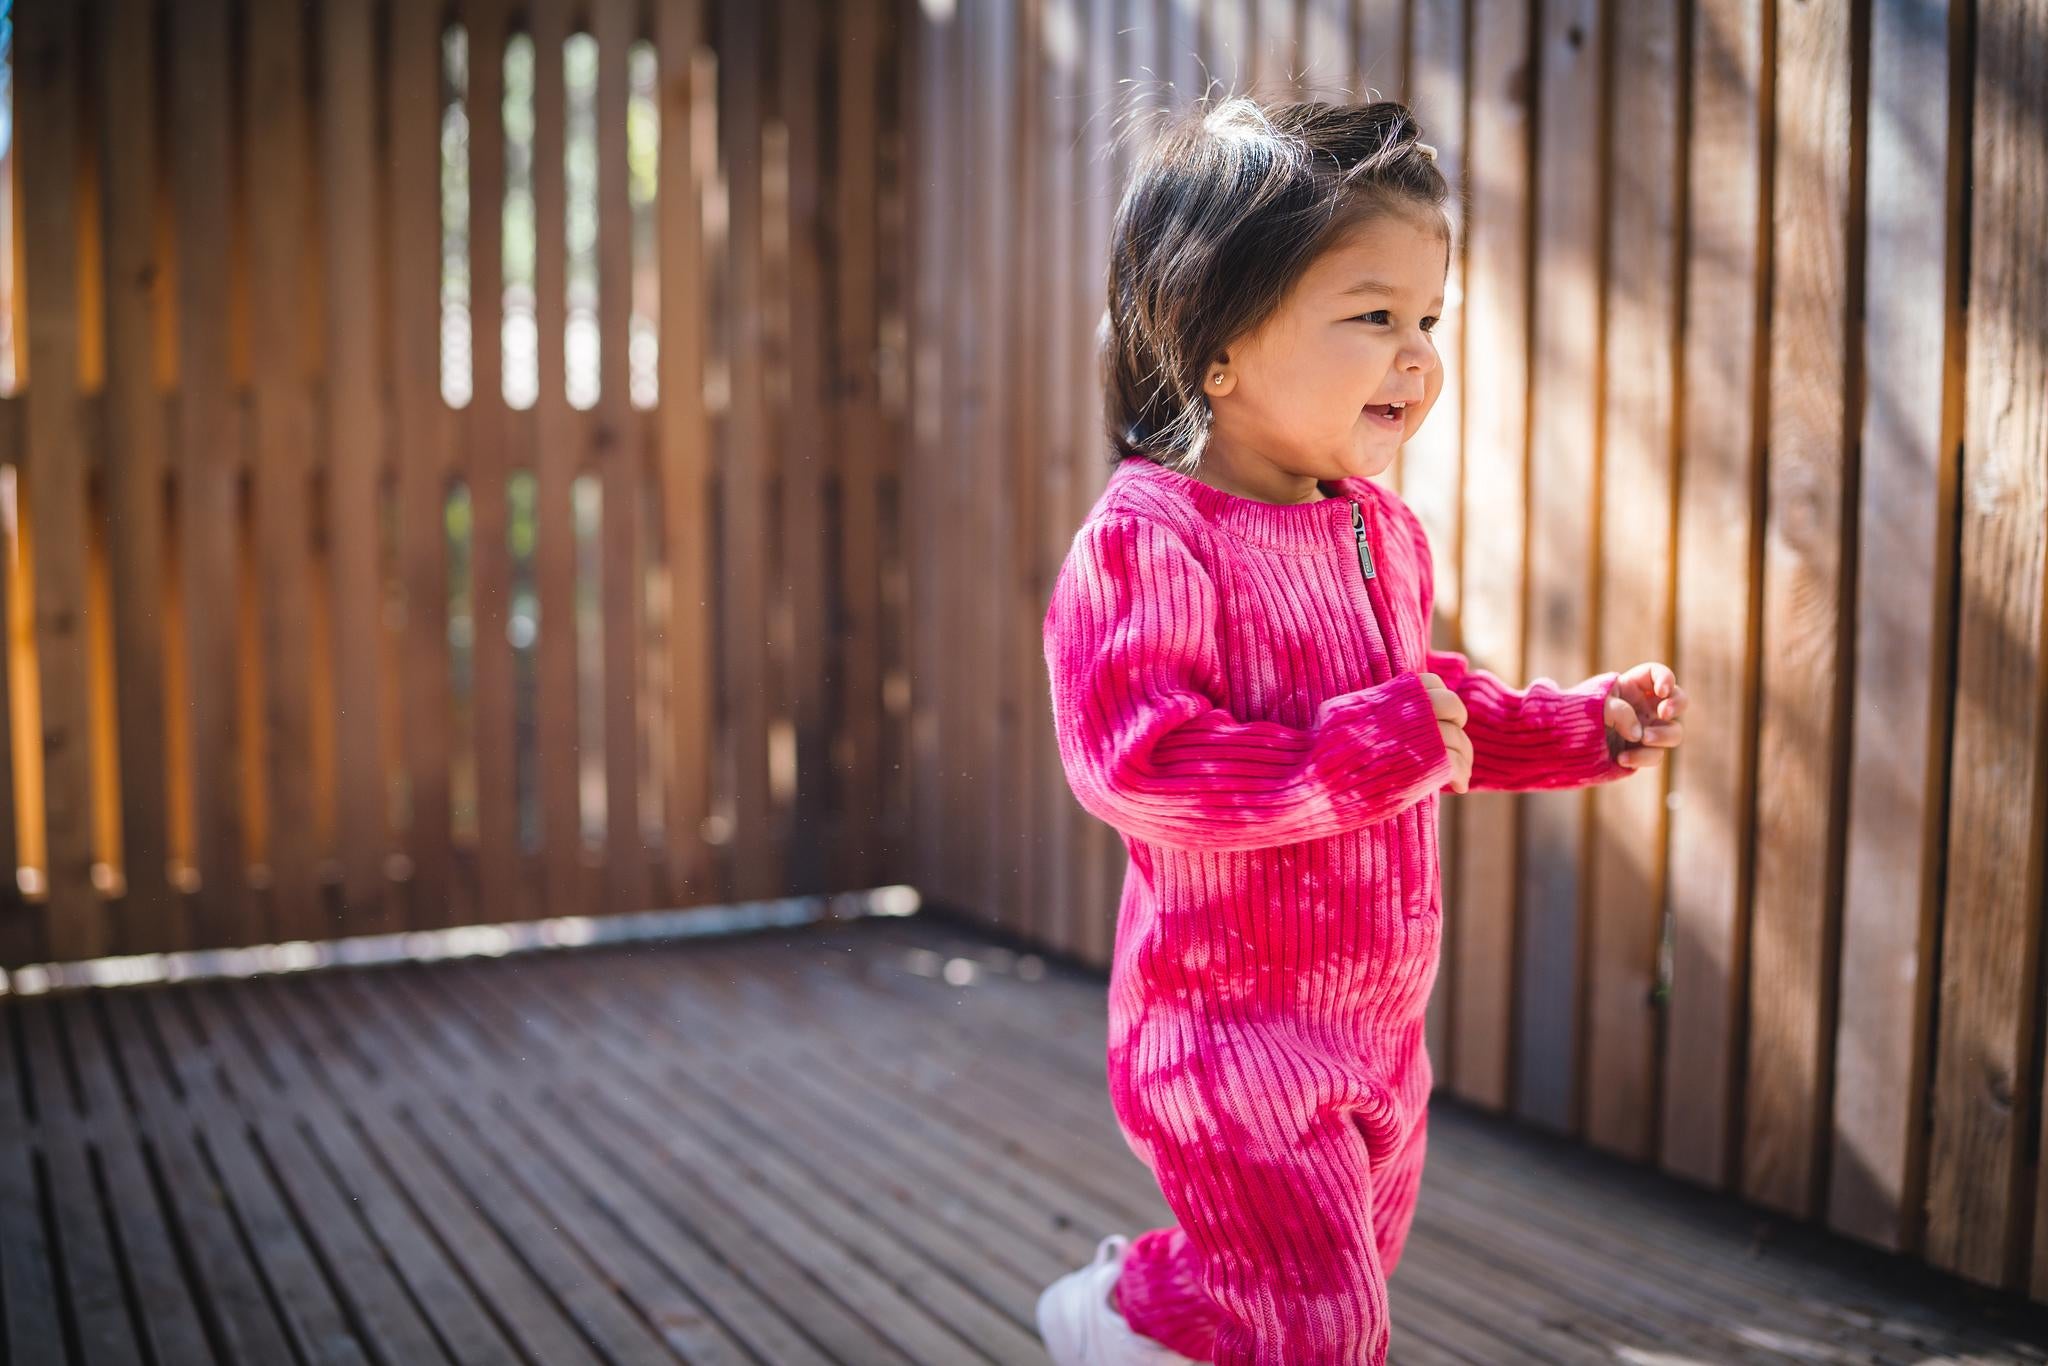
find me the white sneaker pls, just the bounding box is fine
[1035,1233,1199,1364]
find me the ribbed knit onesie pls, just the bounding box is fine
[1042,456,1635,1365]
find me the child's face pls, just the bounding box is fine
[1208,208,1447,486]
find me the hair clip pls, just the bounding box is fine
[1415,141,1438,162]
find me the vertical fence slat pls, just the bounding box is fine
[1407,0,1466,1076]
[1081,0,1121,965]
[906,0,946,909]
[778,0,832,895]
[1663,0,1766,1191]
[960,0,1010,931]
[717,0,775,902]
[466,0,523,923]
[1079,0,1126,954]
[98,0,175,943]
[594,0,649,913]
[1928,0,2048,1295]
[877,12,912,878]
[245,0,321,940]
[932,0,968,913]
[1583,0,1683,1163]
[1009,0,1045,942]
[1446,0,1533,1111]
[0,398,22,963]
[531,0,586,914]
[656,0,717,903]
[833,0,887,895]
[1035,0,1078,957]
[322,0,394,928]
[391,0,457,926]
[1828,0,1962,1253]
[17,0,105,959]
[1742,0,1857,1220]
[169,0,247,948]
[1514,0,1605,1134]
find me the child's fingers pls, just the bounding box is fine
[1423,676,1468,728]
[1605,694,1643,741]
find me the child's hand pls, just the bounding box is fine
[1418,671,1473,793]
[1604,662,1687,770]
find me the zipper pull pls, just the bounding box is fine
[1352,501,1376,580]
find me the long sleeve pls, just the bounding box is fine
[1384,494,1631,793]
[1044,514,1454,852]
[1422,647,1629,792]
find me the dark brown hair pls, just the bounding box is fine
[1103,97,1451,469]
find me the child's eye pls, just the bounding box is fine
[1354,310,1440,332]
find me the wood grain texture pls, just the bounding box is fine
[657,0,720,905]
[1742,0,1857,1220]
[465,0,524,925]
[834,0,889,896]
[1448,0,1531,1112]
[2,918,2035,1355]
[244,0,323,940]
[1515,0,1605,1136]
[1662,0,1765,1193]
[17,0,103,958]
[1927,0,2048,1295]
[1584,0,1681,1163]
[533,0,589,916]
[97,0,176,944]
[1828,0,1963,1254]
[321,0,395,929]
[390,0,457,928]
[595,0,650,914]
[718,0,777,903]
[1406,0,1465,1073]
[778,0,833,896]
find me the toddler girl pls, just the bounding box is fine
[1036,97,1687,1365]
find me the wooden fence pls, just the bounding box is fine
[1,0,911,961]
[8,0,2048,1312]
[902,0,2048,1303]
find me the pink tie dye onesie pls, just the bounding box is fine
[1042,455,1634,1365]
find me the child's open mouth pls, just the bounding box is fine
[1363,401,1408,430]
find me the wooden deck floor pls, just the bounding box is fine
[3,911,2045,1365]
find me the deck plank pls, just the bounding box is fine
[463,954,1075,1297]
[300,971,682,1366]
[178,984,451,1365]
[447,956,1047,1361]
[53,995,217,1364]
[139,989,378,1366]
[360,969,820,1364]
[15,998,149,1366]
[4,914,2044,1362]
[0,1003,68,1365]
[238,976,607,1366]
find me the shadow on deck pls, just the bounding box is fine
[2,911,2045,1364]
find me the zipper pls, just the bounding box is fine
[1344,493,1396,681]
[1351,500,1377,580]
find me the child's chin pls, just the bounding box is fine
[1347,446,1399,480]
